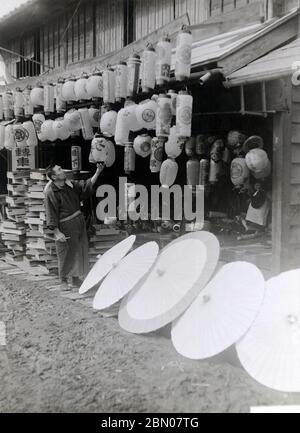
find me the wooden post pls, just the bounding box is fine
[262,0,285,21]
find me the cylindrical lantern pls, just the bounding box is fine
[245,148,269,173]
[199,159,210,186]
[160,158,178,188]
[62,78,77,102]
[133,134,152,158]
[4,125,15,150]
[88,105,100,128]
[165,126,183,158]
[53,118,71,141]
[124,142,136,174]
[86,72,103,100]
[135,98,157,130]
[210,139,225,162]
[100,110,117,137]
[54,80,67,114]
[0,125,5,150]
[187,158,200,186]
[176,90,193,138]
[2,91,14,120]
[106,140,116,167]
[71,146,82,172]
[64,109,81,132]
[74,75,89,101]
[115,108,130,145]
[156,94,172,138]
[115,62,128,102]
[185,136,196,158]
[196,134,210,158]
[30,84,44,108]
[32,113,46,139]
[156,36,172,86]
[44,83,55,115]
[167,89,177,117]
[150,137,164,173]
[41,120,57,142]
[89,134,108,164]
[141,44,156,93]
[175,26,193,81]
[209,160,222,184]
[13,88,24,118]
[230,157,250,187]
[13,123,28,148]
[79,107,94,141]
[127,53,141,97]
[0,95,3,120]
[102,68,115,104]
[23,121,38,147]
[23,86,34,118]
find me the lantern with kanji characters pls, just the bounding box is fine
[175,26,193,81]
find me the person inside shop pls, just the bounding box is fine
[44,163,105,289]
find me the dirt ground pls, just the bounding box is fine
[0,273,299,413]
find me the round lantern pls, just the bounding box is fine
[185,136,196,158]
[62,78,77,102]
[13,123,28,148]
[150,137,164,173]
[89,134,108,164]
[141,44,156,93]
[102,68,116,104]
[187,158,200,186]
[199,159,210,186]
[23,86,34,118]
[115,62,128,102]
[0,125,5,150]
[79,107,94,141]
[175,26,193,81]
[227,130,247,151]
[2,91,14,120]
[160,158,178,188]
[165,126,183,158]
[176,90,193,138]
[4,125,15,150]
[127,53,141,97]
[100,110,117,137]
[44,83,55,115]
[32,113,46,138]
[245,148,269,173]
[156,36,172,86]
[23,121,38,147]
[167,90,177,117]
[135,98,157,130]
[156,94,172,138]
[133,134,152,158]
[86,72,103,100]
[13,88,24,118]
[209,160,222,184]
[53,118,71,141]
[115,108,130,145]
[88,105,100,128]
[64,109,81,132]
[124,142,136,174]
[252,159,271,180]
[0,95,3,120]
[106,140,116,167]
[74,75,89,101]
[243,135,264,153]
[55,80,67,114]
[230,158,250,187]
[196,134,210,158]
[30,84,44,107]
[123,99,141,132]
[41,120,57,142]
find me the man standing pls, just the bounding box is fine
[44,164,104,289]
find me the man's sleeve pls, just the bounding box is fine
[74,179,94,201]
[44,190,59,228]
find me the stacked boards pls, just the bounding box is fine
[88,225,128,266]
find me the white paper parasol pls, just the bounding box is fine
[171,262,265,360]
[79,235,136,294]
[236,269,300,392]
[93,242,159,310]
[119,231,220,334]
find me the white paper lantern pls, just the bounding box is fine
[30,84,44,107]
[160,158,178,188]
[175,27,193,81]
[54,80,67,113]
[88,106,100,128]
[32,113,46,138]
[253,159,271,180]
[2,91,13,120]
[103,68,116,104]
[167,90,177,116]
[44,84,55,115]
[23,86,34,117]
[53,118,71,141]
[165,126,183,158]
[0,125,5,149]
[64,109,81,132]
[115,108,130,145]
[79,107,94,141]
[23,121,38,147]
[115,62,128,102]
[245,148,269,173]
[176,90,193,138]
[86,72,103,100]
[4,125,15,150]
[231,157,250,186]
[13,88,24,118]
[106,140,116,167]
[135,98,157,130]
[89,134,108,164]
[156,94,172,137]
[141,44,156,93]
[74,75,89,101]
[0,95,3,120]
[156,37,172,86]
[41,119,57,142]
[123,100,141,132]
[100,110,117,137]
[13,123,28,148]
[62,78,77,102]
[127,53,141,97]
[133,134,152,158]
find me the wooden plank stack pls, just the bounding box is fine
[88,224,128,266]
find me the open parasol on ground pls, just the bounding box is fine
[93,242,159,310]
[119,232,220,334]
[236,269,300,393]
[171,262,265,360]
[79,235,136,295]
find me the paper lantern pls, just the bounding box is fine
[210,139,225,162]
[102,68,115,104]
[175,26,193,81]
[156,36,172,86]
[135,98,157,130]
[187,158,200,186]
[106,140,116,167]
[86,72,103,100]
[71,146,82,172]
[150,137,164,173]
[44,83,55,115]
[133,134,152,158]
[243,135,264,153]
[23,121,38,147]
[78,107,94,141]
[54,80,67,114]
[13,123,28,148]
[253,159,271,180]
[165,126,183,158]
[123,100,141,132]
[160,158,178,188]
[2,90,13,120]
[245,148,269,173]
[4,125,15,150]
[127,53,141,97]
[0,125,5,149]
[88,106,100,128]
[115,108,130,145]
[209,160,222,184]
[30,84,44,107]
[156,94,172,138]
[124,142,136,174]
[74,75,89,101]
[64,109,81,132]
[199,159,210,185]
[89,134,108,164]
[167,90,177,116]
[176,90,193,138]
[230,157,250,186]
[115,62,128,102]
[0,95,3,120]
[13,88,24,118]
[100,110,117,137]
[53,118,71,141]
[195,135,209,158]
[185,136,196,157]
[141,44,156,93]
[23,86,34,118]
[62,78,77,102]
[41,119,57,142]
[227,130,247,151]
[32,113,46,138]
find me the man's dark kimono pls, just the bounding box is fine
[44,179,93,280]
